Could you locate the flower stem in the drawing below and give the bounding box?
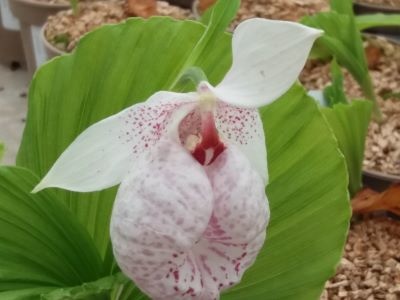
[175,67,209,89]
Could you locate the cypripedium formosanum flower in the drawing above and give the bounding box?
[33,19,321,300]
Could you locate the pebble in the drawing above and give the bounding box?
[321,218,400,299]
[233,0,328,28]
[45,1,193,52]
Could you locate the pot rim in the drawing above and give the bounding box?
[41,22,67,55]
[353,1,400,13]
[363,169,400,182]
[10,0,69,9]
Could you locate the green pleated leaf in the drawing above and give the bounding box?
[356,14,400,31]
[330,0,353,15]
[322,101,372,196]
[40,273,146,300]
[16,12,349,299]
[301,12,368,92]
[301,9,379,117]
[0,142,4,163]
[0,166,104,296]
[201,0,240,29]
[42,273,121,300]
[109,275,148,300]
[110,283,148,300]
[323,60,348,106]
[0,287,56,300]
[0,272,145,300]
[316,59,372,196]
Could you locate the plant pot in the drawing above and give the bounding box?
[362,170,400,191]
[0,0,25,65]
[1,0,20,30]
[362,35,400,192]
[165,0,195,9]
[8,0,69,76]
[353,1,400,35]
[41,23,65,59]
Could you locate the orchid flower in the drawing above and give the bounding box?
[33,19,321,299]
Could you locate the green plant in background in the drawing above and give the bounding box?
[309,60,372,196]
[301,0,379,118]
[0,142,4,163]
[355,13,400,31]
[0,0,350,299]
[303,0,400,120]
[302,0,400,195]
[70,0,79,15]
[53,33,71,50]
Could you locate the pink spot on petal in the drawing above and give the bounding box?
[234,262,240,274]
[173,270,180,282]
[215,103,262,146]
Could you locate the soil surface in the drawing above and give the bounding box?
[365,101,400,176]
[234,0,328,25]
[321,217,400,300]
[300,36,400,176]
[357,0,400,9]
[45,0,329,53]
[44,0,192,52]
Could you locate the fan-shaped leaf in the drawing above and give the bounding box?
[0,167,103,296]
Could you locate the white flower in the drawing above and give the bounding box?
[33,19,321,300]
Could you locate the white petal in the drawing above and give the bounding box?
[215,103,268,183]
[193,232,266,298]
[211,18,322,108]
[33,92,197,193]
[194,146,269,295]
[204,146,269,243]
[111,139,214,299]
[112,143,269,300]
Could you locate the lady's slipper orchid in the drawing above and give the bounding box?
[33,19,321,299]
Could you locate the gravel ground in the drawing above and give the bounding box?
[235,0,328,23]
[321,217,400,300]
[44,0,193,52]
